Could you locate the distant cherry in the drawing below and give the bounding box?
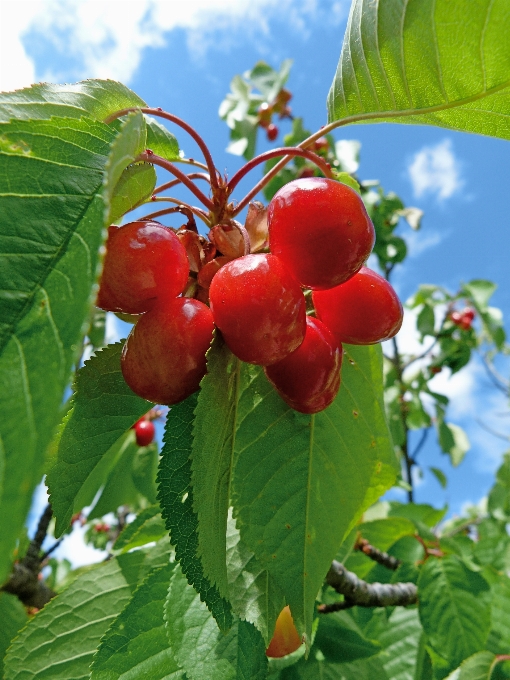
[313,267,403,345]
[266,606,302,658]
[265,317,343,414]
[266,123,279,141]
[134,418,155,446]
[209,253,306,365]
[314,136,329,154]
[258,102,272,128]
[96,221,189,314]
[121,297,214,405]
[268,178,375,290]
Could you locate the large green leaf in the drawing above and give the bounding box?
[418,556,491,668]
[156,393,233,631]
[145,117,180,160]
[275,654,389,679]
[165,564,268,680]
[47,341,151,536]
[109,162,156,223]
[90,563,183,680]
[314,611,381,664]
[0,112,145,581]
[378,607,423,680]
[488,452,510,521]
[4,553,145,680]
[487,575,510,654]
[445,651,498,680]
[0,79,145,122]
[328,0,510,140]
[0,593,28,678]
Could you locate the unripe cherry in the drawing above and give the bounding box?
[266,606,302,658]
[268,178,375,290]
[265,317,343,414]
[121,297,214,405]
[209,253,306,365]
[313,267,403,345]
[96,221,189,314]
[134,418,155,446]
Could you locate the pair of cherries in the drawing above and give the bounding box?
[96,178,403,414]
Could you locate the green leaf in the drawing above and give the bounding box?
[275,653,389,679]
[165,564,268,680]
[378,607,423,680]
[462,281,498,310]
[388,502,447,528]
[438,423,470,466]
[430,467,448,489]
[113,505,167,553]
[192,340,396,641]
[248,60,292,102]
[328,0,510,141]
[0,593,28,678]
[314,611,381,663]
[4,553,144,680]
[487,575,510,654]
[0,112,143,582]
[145,116,180,160]
[445,651,497,680]
[156,393,233,631]
[488,452,510,521]
[90,563,183,680]
[418,556,491,668]
[0,79,146,122]
[109,162,156,223]
[47,342,151,536]
[417,305,436,337]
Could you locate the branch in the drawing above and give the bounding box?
[355,538,401,571]
[319,560,417,612]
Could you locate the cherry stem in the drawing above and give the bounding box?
[137,152,214,211]
[229,147,333,215]
[104,107,219,189]
[153,173,211,196]
[176,157,210,172]
[143,197,211,227]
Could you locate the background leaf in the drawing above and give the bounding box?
[0,593,28,678]
[113,505,167,554]
[445,651,497,680]
[109,162,156,223]
[145,116,180,160]
[328,0,510,141]
[378,608,423,680]
[314,611,381,663]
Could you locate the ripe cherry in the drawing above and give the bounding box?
[314,136,329,154]
[258,102,272,128]
[96,221,189,314]
[121,297,214,405]
[134,418,155,446]
[209,253,306,365]
[266,606,302,658]
[450,308,475,331]
[268,178,375,290]
[266,123,279,141]
[265,317,343,414]
[313,267,403,345]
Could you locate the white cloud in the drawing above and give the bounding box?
[408,139,463,201]
[405,229,447,258]
[0,0,346,92]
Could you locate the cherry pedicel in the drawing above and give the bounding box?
[313,267,403,345]
[209,253,306,365]
[134,418,155,446]
[96,221,189,314]
[267,177,375,290]
[265,317,343,414]
[121,297,214,405]
[266,123,279,141]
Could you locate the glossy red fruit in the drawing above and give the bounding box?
[266,123,279,141]
[313,267,403,345]
[462,307,476,322]
[121,297,214,405]
[258,102,272,128]
[268,178,375,290]
[266,606,302,658]
[97,221,189,314]
[134,418,155,446]
[209,253,306,365]
[265,317,343,414]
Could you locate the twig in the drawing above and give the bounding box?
[355,538,401,571]
[410,428,430,464]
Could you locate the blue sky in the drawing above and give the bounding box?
[3,0,509,559]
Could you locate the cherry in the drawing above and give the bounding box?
[267,178,375,290]
[314,136,329,154]
[96,221,189,314]
[462,307,475,323]
[313,267,403,345]
[266,123,279,141]
[134,418,155,446]
[450,308,475,330]
[121,297,214,405]
[298,167,315,179]
[265,317,343,414]
[209,253,306,365]
[258,102,272,128]
[266,606,302,658]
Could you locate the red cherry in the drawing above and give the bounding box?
[265,317,343,414]
[121,297,214,405]
[313,267,403,345]
[268,178,375,290]
[134,419,155,446]
[314,136,329,154]
[462,307,475,322]
[298,167,315,179]
[430,365,442,375]
[266,606,302,658]
[266,123,279,141]
[96,221,189,314]
[258,102,272,128]
[450,311,463,325]
[209,253,306,365]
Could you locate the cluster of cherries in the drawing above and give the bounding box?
[96,177,403,414]
[257,88,293,142]
[450,306,475,331]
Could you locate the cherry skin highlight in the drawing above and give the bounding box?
[268,178,375,290]
[209,253,306,365]
[134,418,155,447]
[313,267,403,345]
[96,220,189,314]
[266,606,302,658]
[121,297,214,405]
[265,317,343,414]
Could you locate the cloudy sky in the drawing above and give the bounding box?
[4,0,509,561]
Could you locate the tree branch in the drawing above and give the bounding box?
[319,560,417,612]
[355,538,402,571]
